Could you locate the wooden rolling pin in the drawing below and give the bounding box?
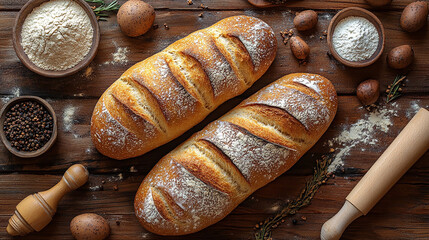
[321,108,429,240]
[6,164,89,236]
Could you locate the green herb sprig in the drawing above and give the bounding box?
[386,74,406,103]
[254,155,332,240]
[85,0,120,21]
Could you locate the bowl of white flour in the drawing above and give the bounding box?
[327,7,385,68]
[13,0,100,77]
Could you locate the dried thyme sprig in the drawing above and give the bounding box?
[85,0,120,21]
[386,74,406,103]
[254,155,332,240]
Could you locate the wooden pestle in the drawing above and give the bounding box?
[6,164,89,236]
[321,108,429,240]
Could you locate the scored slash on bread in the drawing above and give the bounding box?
[91,15,277,160]
[134,73,338,235]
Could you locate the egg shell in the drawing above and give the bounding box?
[117,0,156,37]
[293,10,318,31]
[387,45,414,69]
[400,1,428,32]
[289,36,310,60]
[70,213,110,240]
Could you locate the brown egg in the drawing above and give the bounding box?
[293,10,318,31]
[290,36,310,60]
[357,79,380,106]
[365,0,392,7]
[70,213,110,240]
[400,1,428,32]
[387,45,414,69]
[117,0,156,37]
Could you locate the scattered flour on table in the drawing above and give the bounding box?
[140,232,151,239]
[405,100,427,119]
[2,88,21,103]
[327,105,398,173]
[85,148,92,154]
[63,105,77,132]
[243,9,258,17]
[12,87,21,97]
[104,44,129,65]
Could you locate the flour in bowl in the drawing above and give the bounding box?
[332,16,379,62]
[21,0,94,71]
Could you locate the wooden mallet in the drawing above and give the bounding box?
[321,108,429,240]
[6,164,89,236]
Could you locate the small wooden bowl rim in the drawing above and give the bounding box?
[247,0,281,8]
[12,0,100,78]
[327,7,385,68]
[0,96,58,158]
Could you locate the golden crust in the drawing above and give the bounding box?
[91,15,277,160]
[135,73,338,235]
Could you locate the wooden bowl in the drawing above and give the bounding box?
[0,96,58,158]
[12,0,100,78]
[327,7,385,68]
[247,0,300,8]
[247,0,281,8]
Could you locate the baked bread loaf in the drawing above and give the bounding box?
[134,73,338,235]
[91,15,277,160]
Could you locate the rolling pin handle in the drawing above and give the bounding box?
[321,201,363,240]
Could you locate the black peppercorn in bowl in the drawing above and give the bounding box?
[0,96,57,158]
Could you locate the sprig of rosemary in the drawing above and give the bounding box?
[386,74,406,103]
[85,0,120,21]
[254,155,332,240]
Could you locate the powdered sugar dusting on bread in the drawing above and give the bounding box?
[161,160,229,217]
[203,121,291,185]
[257,84,330,129]
[92,100,150,157]
[186,31,241,98]
[138,189,162,224]
[129,108,157,139]
[143,159,230,230]
[233,16,275,72]
[291,74,337,105]
[292,75,323,95]
[153,57,170,80]
[209,59,238,96]
[138,57,198,122]
[96,101,131,147]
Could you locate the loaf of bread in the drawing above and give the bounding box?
[134,73,338,235]
[90,16,277,160]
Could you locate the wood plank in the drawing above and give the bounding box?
[0,10,428,98]
[0,150,427,239]
[0,95,427,175]
[1,1,428,239]
[0,0,417,11]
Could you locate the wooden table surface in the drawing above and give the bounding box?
[0,0,428,239]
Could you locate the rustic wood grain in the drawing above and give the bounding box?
[0,0,417,11]
[0,0,428,239]
[0,96,428,239]
[0,151,427,239]
[0,10,428,98]
[0,96,427,174]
